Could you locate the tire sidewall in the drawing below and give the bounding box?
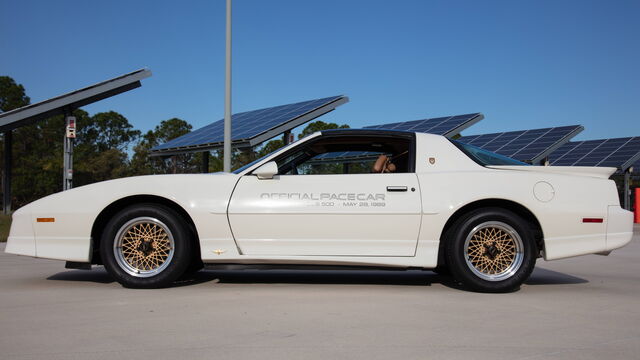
[446,208,537,293]
[101,204,191,288]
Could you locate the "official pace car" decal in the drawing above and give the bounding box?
[260,192,386,207]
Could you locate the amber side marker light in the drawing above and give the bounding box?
[582,218,604,223]
[36,218,55,223]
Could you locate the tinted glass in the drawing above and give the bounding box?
[452,140,528,166]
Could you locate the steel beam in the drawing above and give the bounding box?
[624,170,631,210]
[3,131,12,214]
[201,151,210,173]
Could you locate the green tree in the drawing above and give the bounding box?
[130,118,196,175]
[9,109,137,206]
[257,139,284,158]
[1,76,31,209]
[80,111,141,152]
[298,120,349,139]
[74,111,139,186]
[0,76,30,112]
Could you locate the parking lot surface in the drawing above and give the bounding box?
[1,225,639,360]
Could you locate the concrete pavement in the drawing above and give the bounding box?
[1,225,639,360]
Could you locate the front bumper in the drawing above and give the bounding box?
[5,207,36,257]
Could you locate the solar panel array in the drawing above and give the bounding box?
[365,113,484,138]
[151,95,347,155]
[548,137,640,170]
[458,125,583,163]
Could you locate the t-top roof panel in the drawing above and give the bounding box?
[458,125,584,164]
[0,69,151,132]
[364,113,484,138]
[549,137,640,171]
[150,95,349,155]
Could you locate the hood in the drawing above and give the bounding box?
[19,172,240,211]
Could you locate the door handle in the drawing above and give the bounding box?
[386,186,408,192]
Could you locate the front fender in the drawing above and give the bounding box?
[6,173,240,262]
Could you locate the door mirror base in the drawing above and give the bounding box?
[254,161,278,180]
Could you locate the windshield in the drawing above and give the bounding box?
[451,140,528,166]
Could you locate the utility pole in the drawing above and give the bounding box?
[223,0,232,172]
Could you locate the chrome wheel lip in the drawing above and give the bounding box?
[113,217,175,278]
[463,221,524,282]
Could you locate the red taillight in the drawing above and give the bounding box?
[582,218,603,223]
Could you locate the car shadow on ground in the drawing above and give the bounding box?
[187,269,448,287]
[46,265,587,289]
[46,267,459,288]
[47,268,115,284]
[525,267,588,285]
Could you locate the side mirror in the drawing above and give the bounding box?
[254,161,278,180]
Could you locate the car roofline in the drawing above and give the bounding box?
[321,128,416,138]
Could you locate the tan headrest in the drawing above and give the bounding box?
[372,154,396,173]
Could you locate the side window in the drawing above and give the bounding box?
[296,151,385,175]
[274,135,413,175]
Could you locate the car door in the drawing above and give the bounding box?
[228,161,422,257]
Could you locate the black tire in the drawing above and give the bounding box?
[179,258,204,280]
[445,208,537,293]
[101,204,192,288]
[432,265,450,276]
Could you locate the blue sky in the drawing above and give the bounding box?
[1,0,639,141]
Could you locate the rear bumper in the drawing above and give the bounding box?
[606,205,634,251]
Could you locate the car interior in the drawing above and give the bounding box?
[274,134,414,175]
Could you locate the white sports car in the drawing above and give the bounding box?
[5,129,634,292]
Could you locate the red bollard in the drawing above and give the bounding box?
[635,188,640,223]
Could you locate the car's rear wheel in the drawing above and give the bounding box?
[101,204,192,288]
[445,208,536,292]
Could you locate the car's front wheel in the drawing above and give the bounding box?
[445,208,537,292]
[101,204,192,288]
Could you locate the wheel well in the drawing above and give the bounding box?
[90,195,201,265]
[437,199,544,266]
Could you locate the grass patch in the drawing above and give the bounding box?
[0,214,11,242]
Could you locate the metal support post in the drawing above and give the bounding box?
[624,170,631,210]
[541,157,549,166]
[201,151,210,173]
[3,131,12,214]
[283,130,291,145]
[223,0,232,172]
[63,113,75,191]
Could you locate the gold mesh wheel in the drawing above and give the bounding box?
[113,217,175,278]
[463,221,524,282]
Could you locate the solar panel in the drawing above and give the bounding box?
[308,151,381,164]
[0,69,151,132]
[548,137,640,171]
[458,125,583,164]
[364,113,484,138]
[150,95,348,155]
